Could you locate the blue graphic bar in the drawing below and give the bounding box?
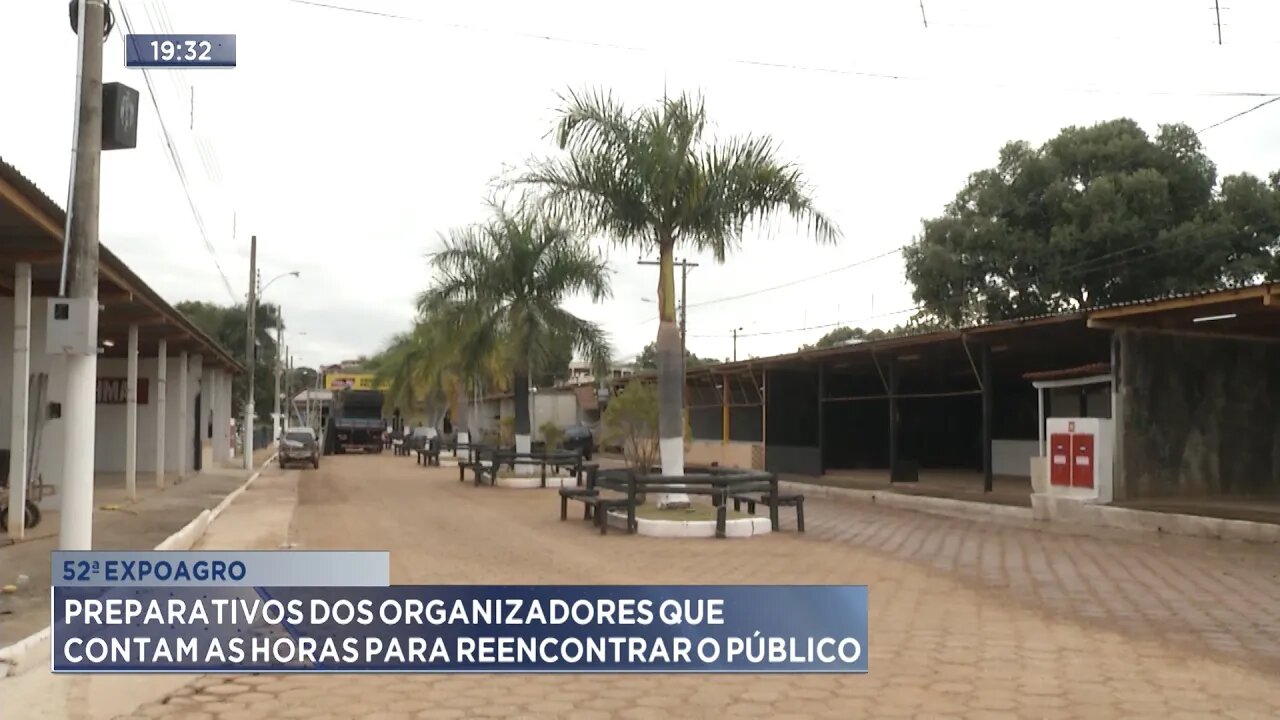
[52,585,868,673]
[125,34,236,68]
[53,551,389,587]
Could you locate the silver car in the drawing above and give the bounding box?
[280,428,320,469]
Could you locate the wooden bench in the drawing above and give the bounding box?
[578,469,778,538]
[558,464,604,521]
[416,438,441,467]
[730,492,806,532]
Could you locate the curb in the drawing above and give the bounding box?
[781,480,1034,523]
[0,455,277,676]
[786,480,1279,544]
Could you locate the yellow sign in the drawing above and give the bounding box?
[324,373,388,391]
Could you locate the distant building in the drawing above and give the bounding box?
[561,360,636,387]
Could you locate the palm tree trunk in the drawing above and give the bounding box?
[453,381,470,446]
[656,240,690,508]
[512,370,534,474]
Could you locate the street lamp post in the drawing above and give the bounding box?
[259,271,300,447]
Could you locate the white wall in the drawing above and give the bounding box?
[993,439,1038,477]
[1,298,229,509]
[0,297,68,508]
[532,393,578,438]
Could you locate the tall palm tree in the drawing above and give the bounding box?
[513,89,840,505]
[421,203,612,468]
[370,306,507,434]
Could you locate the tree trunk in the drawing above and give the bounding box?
[512,370,534,474]
[453,380,470,445]
[655,240,690,508]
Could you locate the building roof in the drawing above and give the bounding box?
[0,157,243,373]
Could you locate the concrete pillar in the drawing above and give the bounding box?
[190,354,204,473]
[155,339,167,488]
[177,351,188,481]
[213,369,228,463]
[6,263,31,539]
[125,324,138,500]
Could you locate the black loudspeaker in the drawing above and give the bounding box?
[102,83,139,151]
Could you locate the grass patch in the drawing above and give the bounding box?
[632,504,749,522]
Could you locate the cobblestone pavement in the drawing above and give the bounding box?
[800,497,1280,673]
[127,454,1280,720]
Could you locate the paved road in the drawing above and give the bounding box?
[126,453,1280,720]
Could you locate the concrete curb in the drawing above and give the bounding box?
[787,480,1279,544]
[781,481,1034,523]
[0,455,277,676]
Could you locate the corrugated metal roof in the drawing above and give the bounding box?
[0,155,244,373]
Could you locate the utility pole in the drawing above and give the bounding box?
[637,258,698,363]
[273,314,283,446]
[59,0,106,551]
[242,236,257,470]
[732,327,744,362]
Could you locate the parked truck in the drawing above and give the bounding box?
[324,389,385,455]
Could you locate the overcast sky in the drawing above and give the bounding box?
[3,0,1279,369]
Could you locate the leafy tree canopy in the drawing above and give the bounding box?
[904,118,1280,325]
[633,341,717,371]
[175,300,283,421]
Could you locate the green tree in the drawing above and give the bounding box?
[601,378,660,471]
[904,118,1280,325]
[515,89,839,503]
[420,203,613,466]
[633,341,708,371]
[175,300,282,422]
[369,305,509,433]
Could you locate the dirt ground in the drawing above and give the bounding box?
[112,451,1280,720]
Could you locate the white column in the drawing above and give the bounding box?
[125,324,138,500]
[155,339,167,488]
[177,351,188,481]
[212,369,227,463]
[60,310,100,551]
[6,264,31,540]
[1037,386,1046,457]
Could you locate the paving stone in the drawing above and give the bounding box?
[129,455,1280,720]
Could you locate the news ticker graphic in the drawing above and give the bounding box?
[52,552,868,674]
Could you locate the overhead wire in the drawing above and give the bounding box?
[116,1,238,302]
[278,0,1280,99]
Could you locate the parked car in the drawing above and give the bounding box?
[561,425,595,460]
[279,428,320,469]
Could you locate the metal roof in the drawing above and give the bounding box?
[0,156,243,373]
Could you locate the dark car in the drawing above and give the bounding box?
[279,428,320,469]
[561,425,595,460]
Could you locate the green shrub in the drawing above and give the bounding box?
[540,421,565,449]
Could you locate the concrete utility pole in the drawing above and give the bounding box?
[59,0,106,551]
[273,316,283,445]
[732,327,744,362]
[242,236,257,470]
[637,257,698,368]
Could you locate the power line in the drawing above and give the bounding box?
[277,0,1280,99]
[1197,95,1280,133]
[116,2,237,302]
[687,247,903,310]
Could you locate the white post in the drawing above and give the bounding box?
[177,351,188,481]
[6,264,31,540]
[155,339,167,488]
[125,323,138,500]
[60,322,100,551]
[1037,386,1046,457]
[216,370,230,463]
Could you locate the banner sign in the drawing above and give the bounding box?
[52,552,868,674]
[323,373,388,391]
[96,378,149,405]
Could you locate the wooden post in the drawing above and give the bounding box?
[817,364,825,475]
[888,358,899,478]
[981,343,993,493]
